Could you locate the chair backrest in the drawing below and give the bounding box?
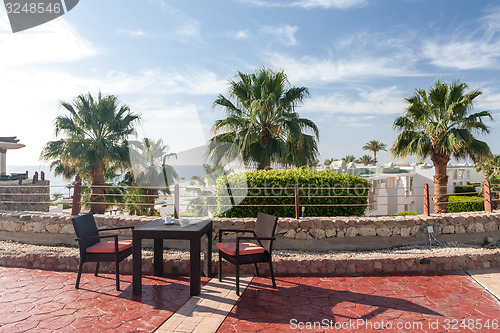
[71,213,100,250]
[254,212,278,252]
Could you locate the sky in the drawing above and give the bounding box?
[1,0,500,168]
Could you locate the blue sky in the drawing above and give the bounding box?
[1,0,499,167]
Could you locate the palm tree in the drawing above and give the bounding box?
[127,138,178,216]
[41,92,140,214]
[324,158,334,166]
[41,142,85,214]
[357,155,376,166]
[392,79,492,213]
[187,164,224,217]
[362,140,387,164]
[476,154,500,181]
[342,155,356,163]
[208,67,319,170]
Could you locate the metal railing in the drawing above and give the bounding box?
[0,180,497,217]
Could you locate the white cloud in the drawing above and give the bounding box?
[0,15,99,70]
[228,29,251,40]
[473,87,500,113]
[293,0,366,9]
[260,25,299,46]
[148,0,203,42]
[422,40,500,70]
[241,0,366,9]
[302,86,406,115]
[116,29,146,37]
[0,64,227,164]
[266,52,423,86]
[337,115,376,127]
[422,7,500,70]
[175,21,202,40]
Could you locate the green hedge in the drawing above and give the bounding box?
[393,211,419,216]
[448,196,484,213]
[454,185,477,195]
[215,169,370,218]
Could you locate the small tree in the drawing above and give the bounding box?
[357,155,376,166]
[362,140,386,164]
[342,155,356,163]
[392,80,492,213]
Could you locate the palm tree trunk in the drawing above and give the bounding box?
[431,153,450,213]
[90,166,106,214]
[373,151,377,165]
[147,188,158,216]
[71,175,82,215]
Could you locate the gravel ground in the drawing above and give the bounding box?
[0,240,498,261]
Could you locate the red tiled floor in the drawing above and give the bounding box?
[0,267,209,332]
[218,272,500,333]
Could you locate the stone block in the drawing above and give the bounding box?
[284,229,296,239]
[4,221,21,232]
[60,224,74,234]
[358,227,376,237]
[400,227,411,237]
[484,221,498,232]
[325,228,337,238]
[345,227,358,237]
[310,228,326,239]
[46,224,62,233]
[299,220,313,229]
[32,222,46,233]
[295,231,312,240]
[442,225,455,234]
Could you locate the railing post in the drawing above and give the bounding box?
[423,183,430,216]
[174,183,180,219]
[483,180,492,212]
[294,184,299,219]
[71,180,82,216]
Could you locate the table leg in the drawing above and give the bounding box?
[132,236,142,295]
[154,239,163,276]
[207,228,212,277]
[190,237,201,296]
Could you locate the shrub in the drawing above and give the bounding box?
[179,211,199,217]
[393,211,419,216]
[215,169,370,218]
[448,196,484,213]
[454,185,477,195]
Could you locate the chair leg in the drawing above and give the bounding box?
[76,263,83,289]
[95,262,100,276]
[115,259,120,291]
[219,252,222,282]
[269,259,276,289]
[254,263,260,276]
[236,263,240,296]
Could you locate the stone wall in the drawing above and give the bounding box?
[0,242,498,276]
[0,181,50,212]
[0,210,499,251]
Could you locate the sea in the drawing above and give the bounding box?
[7,165,205,197]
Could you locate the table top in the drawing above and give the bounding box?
[133,218,212,235]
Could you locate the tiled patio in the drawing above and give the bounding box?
[0,267,499,332]
[0,267,209,332]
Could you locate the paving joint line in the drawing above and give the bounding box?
[466,269,500,302]
[155,275,253,333]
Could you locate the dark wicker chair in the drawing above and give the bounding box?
[71,213,134,290]
[216,212,278,295]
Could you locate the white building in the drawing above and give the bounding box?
[324,162,485,216]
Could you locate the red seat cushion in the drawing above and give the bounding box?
[86,240,133,253]
[216,242,265,256]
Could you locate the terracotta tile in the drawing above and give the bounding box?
[0,267,203,332]
[218,273,500,333]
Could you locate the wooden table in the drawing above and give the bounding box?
[132,219,212,295]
